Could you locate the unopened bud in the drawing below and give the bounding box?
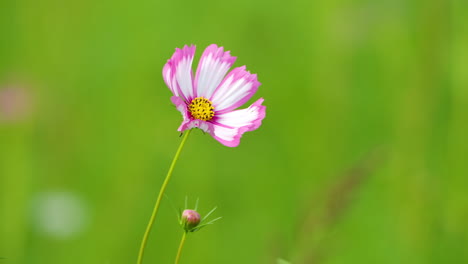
[181,209,201,232]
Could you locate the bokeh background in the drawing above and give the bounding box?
[1,0,467,263]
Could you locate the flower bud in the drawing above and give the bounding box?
[181,209,201,232]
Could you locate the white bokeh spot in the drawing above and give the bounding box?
[31,191,90,239]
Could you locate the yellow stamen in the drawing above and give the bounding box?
[188,97,215,121]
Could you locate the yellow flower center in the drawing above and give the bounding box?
[188,97,215,121]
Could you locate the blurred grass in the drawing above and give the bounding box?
[1,0,467,263]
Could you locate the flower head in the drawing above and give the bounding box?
[178,198,221,233]
[181,209,201,231]
[163,44,266,147]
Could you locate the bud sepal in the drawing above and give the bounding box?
[178,198,221,233]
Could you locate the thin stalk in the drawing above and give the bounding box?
[174,232,187,264]
[137,129,192,264]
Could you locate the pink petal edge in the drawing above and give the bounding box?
[194,44,237,99]
[210,98,266,147]
[210,66,261,113]
[163,45,196,101]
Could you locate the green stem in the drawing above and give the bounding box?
[174,232,187,264]
[137,129,192,264]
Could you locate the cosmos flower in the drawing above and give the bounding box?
[163,44,266,147]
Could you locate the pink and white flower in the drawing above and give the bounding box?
[163,44,266,147]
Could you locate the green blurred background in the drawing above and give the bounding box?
[1,0,467,263]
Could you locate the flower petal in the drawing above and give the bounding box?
[171,96,191,131]
[186,119,213,133]
[210,66,260,114]
[163,45,196,101]
[194,44,236,99]
[210,98,265,147]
